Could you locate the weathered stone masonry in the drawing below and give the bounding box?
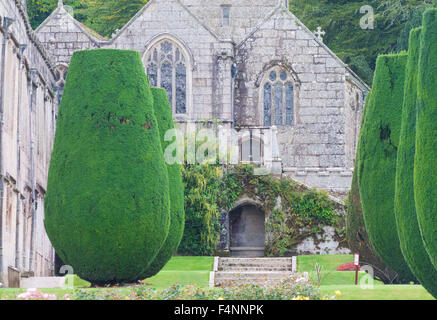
[0,0,57,287]
[35,0,368,196]
[0,0,370,275]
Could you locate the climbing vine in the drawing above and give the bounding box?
[178,164,345,256]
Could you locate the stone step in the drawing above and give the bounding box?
[220,261,292,267]
[213,271,294,287]
[218,266,291,272]
[218,258,293,271]
[211,257,298,287]
[214,271,292,280]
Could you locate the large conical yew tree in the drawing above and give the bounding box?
[357,53,415,282]
[415,8,437,272]
[44,49,170,285]
[142,88,185,279]
[395,27,437,297]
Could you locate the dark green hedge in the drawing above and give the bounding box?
[357,53,415,282]
[395,27,437,296]
[347,160,398,283]
[415,8,437,271]
[44,49,170,285]
[142,88,185,279]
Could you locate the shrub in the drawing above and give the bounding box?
[178,164,226,256]
[73,274,335,300]
[415,8,437,273]
[395,26,437,297]
[142,88,185,279]
[44,49,170,285]
[357,53,416,282]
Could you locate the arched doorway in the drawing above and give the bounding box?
[229,204,265,257]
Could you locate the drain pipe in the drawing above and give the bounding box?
[15,44,26,269]
[0,16,15,286]
[28,69,37,273]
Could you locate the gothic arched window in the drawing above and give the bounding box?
[144,39,188,114]
[262,67,295,126]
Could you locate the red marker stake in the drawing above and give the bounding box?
[354,253,360,285]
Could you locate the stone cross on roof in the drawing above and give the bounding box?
[314,27,326,42]
[58,0,63,7]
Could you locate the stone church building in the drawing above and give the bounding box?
[0,0,368,286]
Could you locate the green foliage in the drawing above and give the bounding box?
[395,26,437,297]
[179,164,342,257]
[357,53,416,282]
[27,0,89,30]
[290,0,434,84]
[142,88,185,279]
[44,49,170,285]
[178,164,228,256]
[74,275,325,300]
[415,8,437,274]
[66,0,148,37]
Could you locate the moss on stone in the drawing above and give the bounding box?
[44,49,170,285]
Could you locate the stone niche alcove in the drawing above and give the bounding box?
[228,199,265,257]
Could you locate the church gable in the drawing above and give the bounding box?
[109,0,232,122]
[110,0,220,53]
[180,0,279,43]
[36,2,102,65]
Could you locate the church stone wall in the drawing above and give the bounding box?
[0,0,57,287]
[108,0,234,125]
[234,9,365,194]
[33,0,367,196]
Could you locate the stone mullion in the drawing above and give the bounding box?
[171,47,176,114]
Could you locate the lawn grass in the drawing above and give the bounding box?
[297,254,354,272]
[141,256,213,289]
[322,285,435,300]
[161,256,213,271]
[0,255,434,300]
[308,271,384,286]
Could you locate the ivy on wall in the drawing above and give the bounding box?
[179,165,345,256]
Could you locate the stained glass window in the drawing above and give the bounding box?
[145,39,188,114]
[263,67,295,126]
[285,82,294,125]
[222,6,231,26]
[176,63,186,114]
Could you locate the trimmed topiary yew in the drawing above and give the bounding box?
[142,88,185,279]
[395,27,437,297]
[415,8,437,274]
[44,49,170,285]
[357,53,416,282]
[347,155,398,283]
